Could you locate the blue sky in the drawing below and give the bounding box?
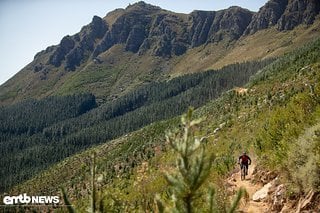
[0,0,268,85]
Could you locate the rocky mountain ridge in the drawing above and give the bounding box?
[245,0,320,34]
[31,0,320,72]
[1,0,320,106]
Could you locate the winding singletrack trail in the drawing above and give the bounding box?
[234,163,269,212]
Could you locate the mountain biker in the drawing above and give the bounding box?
[238,152,251,175]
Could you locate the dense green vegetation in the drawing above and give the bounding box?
[71,38,320,211]
[58,109,245,213]
[248,38,320,198]
[0,94,97,192]
[0,94,97,137]
[44,59,272,138]
[0,59,272,192]
[6,38,320,212]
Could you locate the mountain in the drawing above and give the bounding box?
[30,3,254,68]
[1,0,320,211]
[7,37,320,212]
[0,59,273,192]
[0,0,320,105]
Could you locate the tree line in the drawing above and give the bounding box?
[0,58,273,192]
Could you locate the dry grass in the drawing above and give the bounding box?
[103,9,126,26]
[171,20,320,76]
[211,20,320,70]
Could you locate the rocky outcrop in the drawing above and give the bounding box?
[277,0,320,31]
[32,0,320,72]
[245,0,320,34]
[208,7,253,42]
[244,0,288,35]
[65,47,84,71]
[92,32,113,58]
[93,6,155,57]
[40,2,254,67]
[149,14,189,57]
[271,184,285,211]
[125,25,147,53]
[47,15,108,71]
[189,7,253,47]
[189,11,216,47]
[253,181,274,202]
[49,35,75,67]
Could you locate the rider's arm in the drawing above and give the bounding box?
[248,156,252,164]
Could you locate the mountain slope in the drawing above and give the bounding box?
[0,59,272,192]
[1,0,320,211]
[8,37,320,212]
[0,0,320,211]
[1,0,320,105]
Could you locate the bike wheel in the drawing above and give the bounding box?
[243,166,247,180]
[241,166,245,180]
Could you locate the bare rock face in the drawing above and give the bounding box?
[92,4,253,58]
[244,0,288,35]
[245,0,320,34]
[125,25,147,53]
[31,0,320,72]
[49,36,75,67]
[46,2,254,64]
[277,0,320,30]
[48,15,108,71]
[92,4,156,57]
[148,13,188,57]
[209,7,253,42]
[65,47,84,71]
[189,11,216,47]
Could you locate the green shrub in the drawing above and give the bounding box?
[156,108,244,213]
[286,125,320,194]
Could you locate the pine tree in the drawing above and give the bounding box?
[156,108,245,213]
[155,108,211,212]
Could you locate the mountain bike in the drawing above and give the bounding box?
[240,163,250,180]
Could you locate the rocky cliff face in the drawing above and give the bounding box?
[31,2,254,72]
[48,15,108,71]
[245,0,320,34]
[190,7,253,46]
[278,0,320,31]
[32,0,320,72]
[244,0,288,35]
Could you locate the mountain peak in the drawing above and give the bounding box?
[127,1,147,8]
[226,5,248,11]
[3,0,319,101]
[30,0,320,73]
[126,1,161,11]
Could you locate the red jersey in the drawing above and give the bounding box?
[239,154,251,164]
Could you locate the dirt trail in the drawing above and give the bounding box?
[232,163,269,212]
